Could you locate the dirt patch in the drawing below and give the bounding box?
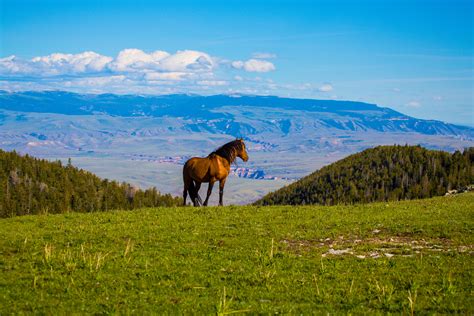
[280,235,473,258]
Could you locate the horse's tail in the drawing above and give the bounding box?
[187,180,202,206]
[183,164,201,206]
[187,180,196,200]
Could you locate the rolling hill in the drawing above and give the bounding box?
[0,149,181,217]
[255,145,474,206]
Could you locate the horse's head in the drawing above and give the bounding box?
[237,139,249,162]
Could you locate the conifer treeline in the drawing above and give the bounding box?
[0,150,182,217]
[255,145,474,206]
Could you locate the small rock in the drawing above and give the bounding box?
[327,248,351,255]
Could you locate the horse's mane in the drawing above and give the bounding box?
[209,140,244,164]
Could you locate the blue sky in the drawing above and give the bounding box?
[0,0,473,125]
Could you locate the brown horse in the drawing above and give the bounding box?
[182,139,249,206]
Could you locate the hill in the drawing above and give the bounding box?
[255,145,474,206]
[0,194,472,313]
[0,149,181,217]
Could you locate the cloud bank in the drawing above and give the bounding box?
[0,49,332,97]
[0,49,218,77]
[0,49,275,77]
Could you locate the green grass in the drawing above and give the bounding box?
[1,194,473,314]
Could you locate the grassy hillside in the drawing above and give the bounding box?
[256,145,473,206]
[0,193,473,314]
[0,149,182,217]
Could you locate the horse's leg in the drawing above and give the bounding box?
[183,187,188,206]
[203,180,215,206]
[194,181,202,206]
[218,178,227,206]
[183,173,193,206]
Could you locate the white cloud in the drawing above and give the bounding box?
[65,75,127,87]
[145,72,187,81]
[231,59,275,72]
[231,61,244,69]
[318,83,333,92]
[109,49,168,72]
[406,101,421,107]
[252,52,277,59]
[197,80,228,86]
[33,51,113,73]
[108,49,215,73]
[433,96,443,101]
[0,52,112,76]
[158,50,215,72]
[0,55,33,74]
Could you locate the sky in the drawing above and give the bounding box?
[0,0,473,126]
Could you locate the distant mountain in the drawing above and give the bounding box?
[0,90,472,138]
[0,149,182,217]
[255,145,474,206]
[1,91,473,204]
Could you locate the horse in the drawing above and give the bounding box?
[182,139,249,206]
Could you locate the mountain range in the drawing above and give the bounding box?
[0,90,473,204]
[1,90,472,137]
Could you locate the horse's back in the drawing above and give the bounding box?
[183,157,211,181]
[184,156,208,169]
[183,155,229,182]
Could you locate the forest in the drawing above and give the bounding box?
[255,145,474,206]
[0,150,182,217]
[2,145,473,216]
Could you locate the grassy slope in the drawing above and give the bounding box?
[0,194,473,314]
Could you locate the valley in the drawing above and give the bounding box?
[1,91,473,204]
